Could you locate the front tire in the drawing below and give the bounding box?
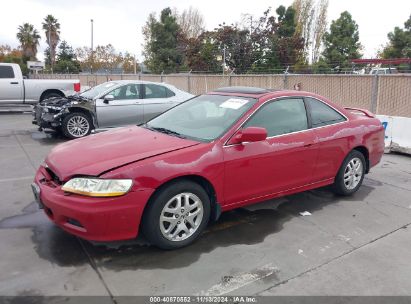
[61,112,92,139]
[142,180,211,249]
[41,92,63,101]
[332,150,366,196]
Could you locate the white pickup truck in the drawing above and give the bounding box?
[0,63,81,104]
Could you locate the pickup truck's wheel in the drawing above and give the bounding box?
[61,112,92,139]
[41,92,63,101]
[142,180,211,249]
[332,150,366,196]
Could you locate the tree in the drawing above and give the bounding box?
[42,15,61,68]
[75,46,93,72]
[261,6,304,72]
[94,44,121,72]
[0,45,28,75]
[311,0,328,63]
[184,32,220,72]
[183,5,303,74]
[16,23,41,61]
[293,0,314,52]
[76,44,136,73]
[322,11,361,69]
[292,0,328,64]
[0,45,21,62]
[54,41,80,73]
[213,24,254,73]
[120,52,138,73]
[381,15,411,59]
[174,7,205,39]
[143,8,185,73]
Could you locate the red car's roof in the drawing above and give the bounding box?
[208,86,318,99]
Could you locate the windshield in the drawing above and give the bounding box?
[145,94,257,142]
[80,82,118,99]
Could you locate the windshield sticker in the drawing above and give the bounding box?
[220,98,249,110]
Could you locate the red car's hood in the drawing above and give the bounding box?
[46,126,200,181]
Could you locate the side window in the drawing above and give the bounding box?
[144,84,169,99]
[306,98,346,127]
[108,84,140,100]
[0,66,15,79]
[166,87,176,97]
[244,98,308,137]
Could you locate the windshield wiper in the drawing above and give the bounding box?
[144,125,186,139]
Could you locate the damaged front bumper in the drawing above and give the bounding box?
[32,96,95,131]
[32,104,66,130]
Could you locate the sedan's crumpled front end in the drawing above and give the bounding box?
[32,95,94,131]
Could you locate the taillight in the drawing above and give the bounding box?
[74,83,81,92]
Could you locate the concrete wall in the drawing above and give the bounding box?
[378,115,411,154]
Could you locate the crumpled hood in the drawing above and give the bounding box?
[46,126,200,181]
[39,95,90,108]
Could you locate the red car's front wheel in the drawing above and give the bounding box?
[142,180,211,249]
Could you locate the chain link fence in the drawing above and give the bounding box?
[33,73,411,117]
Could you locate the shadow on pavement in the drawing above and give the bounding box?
[0,185,374,271]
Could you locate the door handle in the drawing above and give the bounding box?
[10,82,18,84]
[304,143,314,147]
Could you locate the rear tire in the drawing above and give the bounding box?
[61,112,92,139]
[332,150,366,196]
[142,180,211,249]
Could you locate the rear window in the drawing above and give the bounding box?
[0,66,15,79]
[307,98,346,127]
[144,84,175,99]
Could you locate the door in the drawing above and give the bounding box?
[304,97,348,181]
[142,84,178,121]
[0,65,23,103]
[95,83,143,128]
[223,98,319,206]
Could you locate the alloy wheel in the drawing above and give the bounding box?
[159,192,204,242]
[67,115,90,137]
[343,157,363,190]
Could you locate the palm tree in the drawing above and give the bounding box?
[16,23,41,61]
[42,15,60,68]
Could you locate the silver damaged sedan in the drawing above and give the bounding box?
[33,80,194,139]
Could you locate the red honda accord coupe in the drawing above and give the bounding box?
[32,87,385,249]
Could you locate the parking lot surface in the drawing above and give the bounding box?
[0,113,410,298]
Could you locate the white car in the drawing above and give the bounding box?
[0,63,81,103]
[369,67,398,75]
[33,80,194,139]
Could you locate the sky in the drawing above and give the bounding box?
[1,0,411,62]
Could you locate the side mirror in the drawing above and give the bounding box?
[228,127,267,145]
[103,94,114,104]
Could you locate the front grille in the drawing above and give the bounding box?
[45,167,62,185]
[42,113,54,122]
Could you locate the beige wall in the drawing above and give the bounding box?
[34,73,411,117]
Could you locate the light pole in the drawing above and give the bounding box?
[91,19,94,74]
[134,54,137,74]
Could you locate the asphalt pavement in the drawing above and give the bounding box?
[0,113,410,300]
